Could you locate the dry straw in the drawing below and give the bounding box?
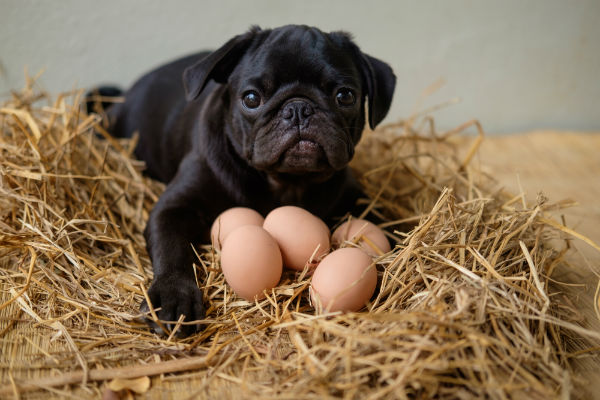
[1,78,599,399]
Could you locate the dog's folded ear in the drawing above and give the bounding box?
[183,27,261,101]
[359,54,396,129]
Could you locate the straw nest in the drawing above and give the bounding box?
[1,79,599,399]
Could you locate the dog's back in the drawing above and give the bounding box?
[88,52,212,182]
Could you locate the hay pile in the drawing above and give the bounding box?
[1,80,599,399]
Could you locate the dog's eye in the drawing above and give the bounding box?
[336,89,356,107]
[242,91,261,109]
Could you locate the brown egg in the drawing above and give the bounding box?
[331,219,391,257]
[220,225,282,301]
[263,206,330,271]
[210,207,264,249]
[310,248,377,312]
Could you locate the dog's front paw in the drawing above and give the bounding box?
[140,275,205,337]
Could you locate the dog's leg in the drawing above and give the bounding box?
[140,155,209,336]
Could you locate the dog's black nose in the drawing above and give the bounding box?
[282,100,314,126]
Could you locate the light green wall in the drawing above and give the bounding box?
[1,0,598,133]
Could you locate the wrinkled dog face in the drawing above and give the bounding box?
[184,25,396,181]
[229,30,365,176]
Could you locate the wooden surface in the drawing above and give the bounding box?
[479,131,600,285]
[479,131,600,261]
[480,131,600,320]
[480,131,600,398]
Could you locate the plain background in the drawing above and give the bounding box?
[1,0,598,134]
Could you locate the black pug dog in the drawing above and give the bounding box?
[95,25,396,336]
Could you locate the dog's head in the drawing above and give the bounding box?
[183,25,396,181]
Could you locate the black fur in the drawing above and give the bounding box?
[86,86,124,123]
[97,25,396,336]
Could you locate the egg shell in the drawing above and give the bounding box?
[331,219,391,257]
[220,225,282,301]
[211,207,264,250]
[310,247,377,312]
[263,206,330,271]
